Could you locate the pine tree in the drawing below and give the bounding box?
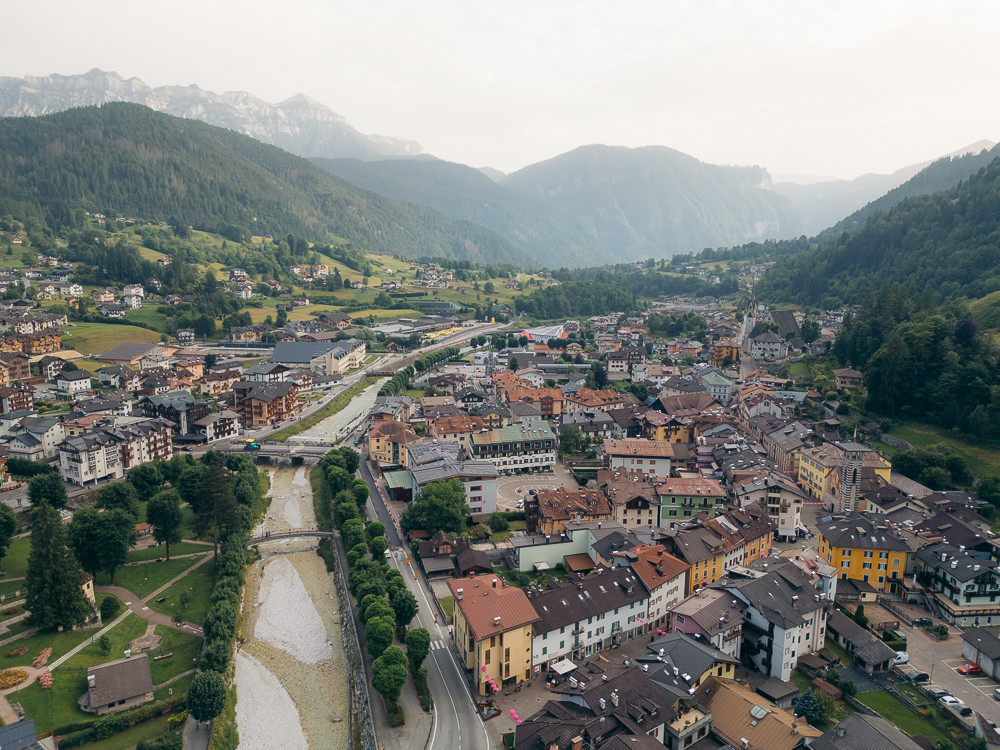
[794,687,823,725]
[26,502,90,630]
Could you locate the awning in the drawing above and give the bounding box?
[533,561,551,572]
[551,659,577,675]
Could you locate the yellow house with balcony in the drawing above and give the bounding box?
[447,574,539,696]
[816,512,909,594]
[798,442,891,501]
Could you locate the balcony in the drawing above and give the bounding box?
[572,626,584,636]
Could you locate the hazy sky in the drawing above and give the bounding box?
[4,0,999,178]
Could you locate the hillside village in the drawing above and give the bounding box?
[0,233,996,750]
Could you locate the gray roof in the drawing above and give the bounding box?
[141,390,206,411]
[411,459,497,487]
[82,654,154,709]
[723,564,827,629]
[528,568,648,634]
[915,541,1000,583]
[826,610,896,666]
[640,631,738,698]
[817,513,910,552]
[0,718,43,750]
[407,441,461,467]
[270,342,339,364]
[811,713,926,750]
[961,627,1000,661]
[232,381,296,402]
[97,342,159,361]
[670,587,747,636]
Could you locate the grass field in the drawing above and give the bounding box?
[61,613,147,670]
[126,541,212,564]
[148,562,217,626]
[0,536,32,580]
[149,625,202,684]
[888,422,1000,479]
[76,717,175,750]
[61,322,162,356]
[1,626,97,669]
[95,555,207,595]
[855,691,952,747]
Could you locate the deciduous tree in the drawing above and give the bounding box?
[405,627,430,669]
[186,671,227,723]
[147,490,183,560]
[28,473,68,510]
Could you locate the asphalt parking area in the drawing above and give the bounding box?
[495,464,579,510]
[965,676,999,696]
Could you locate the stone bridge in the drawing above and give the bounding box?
[247,530,337,546]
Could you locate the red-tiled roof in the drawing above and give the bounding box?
[447,574,538,641]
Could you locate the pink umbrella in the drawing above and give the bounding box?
[481,667,487,672]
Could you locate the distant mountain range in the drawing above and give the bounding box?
[0,68,425,161]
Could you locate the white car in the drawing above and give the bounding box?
[893,651,909,664]
[938,695,964,708]
[516,499,524,508]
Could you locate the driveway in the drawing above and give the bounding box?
[495,462,579,510]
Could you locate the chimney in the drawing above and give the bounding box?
[599,697,606,711]
[492,578,498,588]
[571,737,584,750]
[741,739,749,750]
[87,674,96,689]
[494,616,501,625]
[792,595,798,609]
[457,588,464,600]
[611,691,619,707]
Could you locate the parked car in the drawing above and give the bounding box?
[993,687,1000,701]
[957,663,983,676]
[938,695,965,708]
[925,686,949,700]
[908,670,929,683]
[913,617,933,627]
[516,499,524,508]
[893,651,909,664]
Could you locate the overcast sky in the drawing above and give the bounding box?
[4,0,999,179]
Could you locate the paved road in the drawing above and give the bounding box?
[360,455,491,750]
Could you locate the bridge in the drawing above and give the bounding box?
[248,530,336,545]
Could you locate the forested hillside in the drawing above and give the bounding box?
[756,155,1000,308]
[0,103,526,265]
[312,157,611,267]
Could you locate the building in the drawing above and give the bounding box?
[529,568,649,671]
[721,563,832,682]
[138,391,209,436]
[621,544,689,631]
[598,469,661,529]
[468,420,556,474]
[243,362,292,383]
[501,386,564,417]
[811,714,927,750]
[368,420,419,469]
[669,587,747,659]
[0,386,33,415]
[697,677,821,750]
[733,473,805,542]
[913,542,1000,627]
[833,368,864,390]
[78,654,154,715]
[429,414,484,455]
[270,339,366,375]
[961,627,1000,681]
[655,476,727,523]
[192,410,241,443]
[602,438,675,477]
[448,574,538,695]
[7,416,65,459]
[409,460,498,515]
[748,331,788,360]
[0,352,31,383]
[564,388,624,416]
[231,381,301,429]
[825,609,897,674]
[525,486,612,535]
[798,442,891,505]
[816,513,909,594]
[57,370,93,393]
[59,418,174,485]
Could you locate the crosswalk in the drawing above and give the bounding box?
[430,639,447,651]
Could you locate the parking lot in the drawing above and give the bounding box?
[495,463,579,511]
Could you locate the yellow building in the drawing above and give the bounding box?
[816,512,909,594]
[798,443,891,501]
[447,575,539,695]
[367,420,418,469]
[709,339,740,367]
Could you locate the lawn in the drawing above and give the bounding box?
[76,717,175,750]
[149,625,202,685]
[61,613,147,670]
[1,626,99,669]
[95,555,206,597]
[855,691,952,747]
[10,669,92,731]
[147,562,217,627]
[439,595,454,622]
[0,536,33,580]
[888,422,1000,479]
[60,322,162,356]
[0,578,25,599]
[823,638,851,666]
[126,541,212,563]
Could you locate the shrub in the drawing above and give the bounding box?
[0,668,27,688]
[100,595,122,620]
[38,671,52,690]
[5,645,27,658]
[32,648,52,669]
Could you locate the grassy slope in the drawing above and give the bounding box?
[888,422,1000,479]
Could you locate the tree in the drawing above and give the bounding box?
[0,504,16,574]
[196,456,238,560]
[28,473,68,509]
[389,587,419,630]
[814,691,835,724]
[365,616,395,658]
[853,603,869,629]
[69,507,137,584]
[203,353,217,369]
[800,319,821,344]
[400,479,470,535]
[367,521,386,540]
[99,481,140,521]
[147,490,183,560]
[794,687,823,725]
[26,502,90,629]
[488,512,509,533]
[127,463,164,502]
[372,653,408,709]
[187,671,227,723]
[405,627,430,669]
[369,535,389,560]
[198,639,231,673]
[508,356,519,372]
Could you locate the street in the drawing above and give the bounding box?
[360,454,491,750]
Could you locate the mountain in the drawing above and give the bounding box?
[311,157,611,267]
[0,103,525,264]
[500,145,801,262]
[773,140,997,235]
[755,153,1000,307]
[0,69,425,161]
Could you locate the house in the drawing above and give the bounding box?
[748,331,788,360]
[429,415,483,454]
[176,328,195,345]
[913,542,1000,626]
[697,677,821,750]
[123,293,142,309]
[833,368,864,390]
[733,473,806,542]
[99,303,128,319]
[564,387,624,416]
[138,391,210,436]
[501,386,564,417]
[91,288,116,304]
[410,459,498,515]
[123,284,145,298]
[0,352,31,383]
[78,654,155,715]
[243,362,292,383]
[200,368,243,397]
[669,587,747,660]
[192,410,241,443]
[620,544,689,630]
[417,531,470,577]
[655,476,727,524]
[231,381,301,430]
[529,568,649,671]
[825,609,897,674]
[525,486,612,535]
[598,469,662,529]
[36,354,65,381]
[57,370,93,393]
[8,416,65,460]
[0,387,33,415]
[448,574,538,695]
[811,714,928,750]
[817,513,909,594]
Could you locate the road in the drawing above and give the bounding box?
[359,454,491,750]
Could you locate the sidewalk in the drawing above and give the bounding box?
[370,668,433,750]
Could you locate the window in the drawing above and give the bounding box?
[864,550,873,558]
[863,562,872,569]
[879,551,888,559]
[878,563,887,570]
[485,650,491,665]
[504,648,510,662]
[542,647,547,656]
